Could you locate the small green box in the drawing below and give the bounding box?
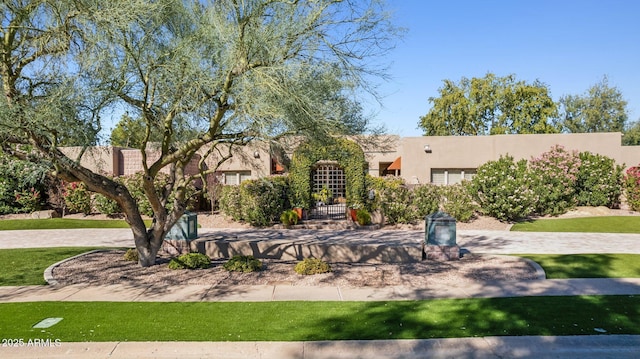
[425,211,456,246]
[165,211,198,241]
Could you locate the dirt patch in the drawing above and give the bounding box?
[51,250,542,288]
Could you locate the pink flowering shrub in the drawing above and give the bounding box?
[624,166,640,211]
[528,145,581,216]
[14,187,41,213]
[469,155,535,221]
[63,182,92,214]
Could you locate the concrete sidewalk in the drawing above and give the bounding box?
[2,228,640,254]
[2,277,640,303]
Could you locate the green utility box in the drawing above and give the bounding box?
[166,211,198,241]
[425,211,456,246]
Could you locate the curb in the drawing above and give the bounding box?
[44,249,112,286]
[520,256,547,279]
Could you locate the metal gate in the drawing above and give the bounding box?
[309,162,346,220]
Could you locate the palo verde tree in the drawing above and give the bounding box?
[0,0,398,266]
[419,73,558,136]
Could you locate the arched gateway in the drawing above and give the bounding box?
[289,138,367,220]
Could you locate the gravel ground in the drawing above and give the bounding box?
[51,250,543,288]
[21,206,640,287]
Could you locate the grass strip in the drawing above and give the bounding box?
[519,254,640,279]
[0,218,153,230]
[511,216,640,233]
[0,248,102,286]
[0,296,637,341]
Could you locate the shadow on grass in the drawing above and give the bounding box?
[299,295,640,342]
[519,254,640,279]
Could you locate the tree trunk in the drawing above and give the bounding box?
[136,232,162,267]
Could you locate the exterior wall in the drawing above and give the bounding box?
[621,146,640,169]
[361,135,401,177]
[60,132,640,185]
[59,146,120,175]
[399,133,640,184]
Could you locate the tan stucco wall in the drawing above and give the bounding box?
[59,146,120,175]
[399,133,640,184]
[621,146,640,169]
[59,133,640,185]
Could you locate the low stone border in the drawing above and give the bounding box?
[519,257,547,279]
[44,249,112,286]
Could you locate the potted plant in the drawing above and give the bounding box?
[280,209,299,228]
[291,203,305,220]
[348,202,362,222]
[355,208,372,226]
[312,186,331,206]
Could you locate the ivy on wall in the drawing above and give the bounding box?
[289,138,367,209]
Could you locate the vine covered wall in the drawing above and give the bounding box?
[289,138,367,209]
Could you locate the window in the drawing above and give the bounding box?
[222,171,251,185]
[431,169,476,185]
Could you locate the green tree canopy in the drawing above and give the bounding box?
[418,73,558,136]
[623,120,640,146]
[0,0,398,266]
[555,76,628,133]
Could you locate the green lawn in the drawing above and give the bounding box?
[0,248,102,286]
[0,218,153,230]
[511,216,640,233]
[519,254,640,279]
[0,296,637,341]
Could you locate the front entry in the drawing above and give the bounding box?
[310,162,346,220]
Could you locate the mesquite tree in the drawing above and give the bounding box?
[0,0,397,266]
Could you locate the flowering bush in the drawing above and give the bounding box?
[0,155,48,214]
[412,184,441,218]
[624,166,640,211]
[440,183,476,222]
[528,145,581,216]
[575,152,623,207]
[14,188,41,213]
[64,182,92,214]
[469,155,535,221]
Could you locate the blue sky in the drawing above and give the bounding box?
[369,0,640,137]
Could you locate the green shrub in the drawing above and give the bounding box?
[625,166,640,211]
[239,176,289,226]
[64,182,92,214]
[219,185,243,221]
[355,208,371,225]
[412,184,441,218]
[528,145,581,216]
[440,183,476,222]
[168,253,211,270]
[123,248,139,262]
[280,209,299,227]
[0,154,48,214]
[94,193,121,215]
[368,176,418,224]
[469,155,535,221]
[223,255,263,273]
[294,258,332,275]
[117,172,195,217]
[14,187,42,213]
[575,152,623,207]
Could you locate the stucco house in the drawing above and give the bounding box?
[62,132,640,188]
